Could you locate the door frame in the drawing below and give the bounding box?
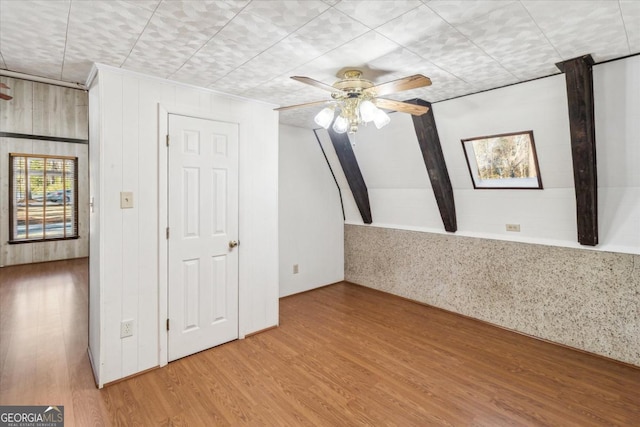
[158,104,244,367]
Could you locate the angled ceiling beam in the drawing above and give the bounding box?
[327,126,372,224]
[407,98,457,232]
[556,55,598,246]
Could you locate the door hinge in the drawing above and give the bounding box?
[166,318,170,331]
[166,227,170,239]
[166,134,170,147]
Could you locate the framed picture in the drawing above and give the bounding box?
[462,131,543,189]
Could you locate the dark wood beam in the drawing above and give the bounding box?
[327,127,372,224]
[556,55,598,246]
[407,99,457,232]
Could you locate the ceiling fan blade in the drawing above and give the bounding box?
[0,93,13,101]
[0,83,10,89]
[291,76,343,94]
[274,99,332,111]
[364,74,432,97]
[374,98,429,116]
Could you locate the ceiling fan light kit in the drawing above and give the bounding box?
[277,70,432,134]
[359,99,378,122]
[373,107,391,129]
[332,114,350,134]
[316,94,392,134]
[314,105,336,129]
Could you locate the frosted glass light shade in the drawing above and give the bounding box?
[314,107,334,129]
[332,115,349,134]
[359,100,377,122]
[373,108,391,129]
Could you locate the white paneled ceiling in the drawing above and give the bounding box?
[1,0,638,128]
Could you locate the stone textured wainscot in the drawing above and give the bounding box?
[345,224,640,367]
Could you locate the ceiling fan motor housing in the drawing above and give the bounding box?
[332,70,373,93]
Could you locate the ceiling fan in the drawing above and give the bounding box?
[275,70,431,134]
[0,82,12,101]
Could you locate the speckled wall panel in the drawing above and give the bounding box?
[345,224,640,367]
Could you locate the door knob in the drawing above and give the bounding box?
[229,240,239,249]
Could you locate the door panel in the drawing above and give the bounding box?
[167,114,239,362]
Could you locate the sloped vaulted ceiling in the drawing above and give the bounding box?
[0,0,638,128]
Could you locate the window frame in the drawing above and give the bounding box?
[8,153,79,244]
[461,130,543,190]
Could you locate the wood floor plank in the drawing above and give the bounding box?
[1,259,638,425]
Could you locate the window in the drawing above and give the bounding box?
[9,154,78,242]
[462,131,543,189]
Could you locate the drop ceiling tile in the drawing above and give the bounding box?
[365,48,463,86]
[426,0,517,25]
[214,46,311,92]
[366,47,428,75]
[169,38,254,85]
[166,65,221,90]
[153,0,249,20]
[453,2,562,80]
[171,8,296,87]
[376,5,450,46]
[386,77,475,103]
[523,0,630,62]
[300,31,402,78]
[220,7,371,89]
[278,108,318,129]
[209,75,257,94]
[243,76,308,102]
[124,1,246,79]
[242,0,330,33]
[288,7,370,56]
[116,0,161,12]
[62,0,157,83]
[334,0,423,29]
[0,0,69,79]
[406,26,516,85]
[621,1,640,53]
[274,87,332,107]
[123,17,206,78]
[204,10,293,66]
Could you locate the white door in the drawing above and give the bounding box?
[167,114,239,362]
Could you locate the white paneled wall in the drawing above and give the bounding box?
[278,125,344,297]
[326,55,640,255]
[88,65,278,387]
[594,56,640,253]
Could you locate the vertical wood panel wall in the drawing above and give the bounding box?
[88,65,279,386]
[0,76,89,267]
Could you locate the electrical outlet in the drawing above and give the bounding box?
[293,264,299,274]
[506,224,521,232]
[120,320,134,338]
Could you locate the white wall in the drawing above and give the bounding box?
[88,65,278,386]
[594,56,640,253]
[278,125,344,297]
[328,55,640,255]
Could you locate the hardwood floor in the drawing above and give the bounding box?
[1,259,638,426]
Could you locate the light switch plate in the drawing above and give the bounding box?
[120,191,134,209]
